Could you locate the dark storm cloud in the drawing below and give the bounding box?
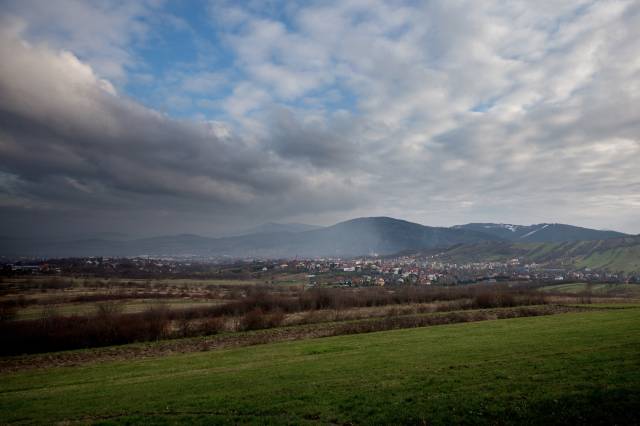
[0,27,367,236]
[266,108,362,169]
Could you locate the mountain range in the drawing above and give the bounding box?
[233,222,323,236]
[1,217,635,267]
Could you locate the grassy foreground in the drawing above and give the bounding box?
[1,309,639,425]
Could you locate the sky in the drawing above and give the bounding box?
[0,0,639,238]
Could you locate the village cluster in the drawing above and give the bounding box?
[2,252,637,285]
[296,255,634,286]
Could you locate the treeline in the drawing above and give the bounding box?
[0,285,549,355]
[205,285,547,315]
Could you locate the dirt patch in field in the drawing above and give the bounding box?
[0,304,586,373]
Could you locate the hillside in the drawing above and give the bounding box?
[290,217,501,257]
[453,223,628,242]
[233,222,323,236]
[2,309,639,424]
[435,236,640,273]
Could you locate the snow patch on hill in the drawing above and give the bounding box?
[520,224,550,239]
[483,224,520,232]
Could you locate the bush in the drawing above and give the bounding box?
[239,308,267,331]
[238,308,286,331]
[198,317,227,335]
[0,304,171,355]
[141,304,170,340]
[471,286,543,309]
[0,304,18,321]
[96,300,124,317]
[0,282,551,355]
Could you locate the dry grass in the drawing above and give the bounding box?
[0,282,561,355]
[0,304,583,373]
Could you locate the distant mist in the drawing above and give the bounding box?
[1,217,630,259]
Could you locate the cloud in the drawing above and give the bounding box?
[0,0,160,81]
[266,108,363,168]
[0,24,367,236]
[1,0,640,237]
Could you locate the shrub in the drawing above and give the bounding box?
[472,291,500,309]
[96,300,124,317]
[198,316,226,335]
[0,304,18,321]
[141,304,170,340]
[239,308,265,331]
[238,307,286,331]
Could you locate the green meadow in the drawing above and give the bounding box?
[1,308,639,425]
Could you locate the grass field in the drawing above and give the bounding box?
[0,276,262,288]
[576,245,640,273]
[0,274,308,289]
[1,308,639,424]
[540,281,640,295]
[13,299,222,321]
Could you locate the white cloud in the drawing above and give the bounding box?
[1,0,159,81]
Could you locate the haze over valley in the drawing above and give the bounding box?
[1,1,639,425]
[2,217,637,263]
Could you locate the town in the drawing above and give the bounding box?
[3,252,638,286]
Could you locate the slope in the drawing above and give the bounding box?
[1,309,639,424]
[436,236,640,273]
[453,223,628,242]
